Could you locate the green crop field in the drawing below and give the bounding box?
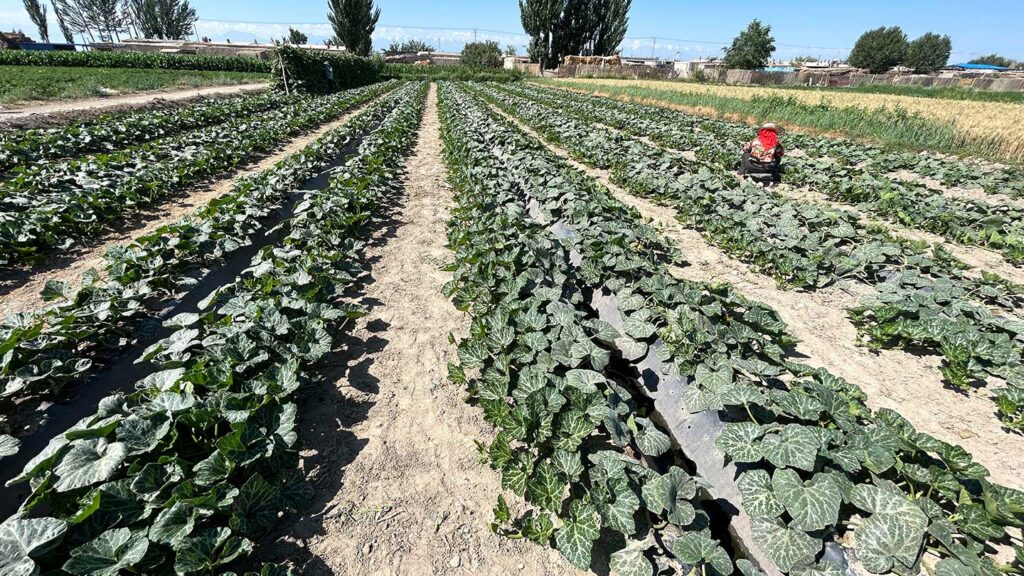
[1,27,1022,576]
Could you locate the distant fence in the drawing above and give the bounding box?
[546,64,1024,92]
[557,64,673,80]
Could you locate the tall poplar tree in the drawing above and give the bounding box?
[519,0,631,69]
[328,0,379,56]
[23,0,49,41]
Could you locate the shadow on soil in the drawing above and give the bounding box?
[245,180,408,575]
[0,138,369,517]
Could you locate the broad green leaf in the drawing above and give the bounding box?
[601,477,640,534]
[54,439,127,492]
[230,474,279,533]
[761,425,819,471]
[615,336,648,361]
[696,362,733,390]
[150,502,198,546]
[0,516,67,572]
[194,450,234,486]
[527,461,564,512]
[610,542,654,576]
[641,466,696,526]
[555,499,601,569]
[855,511,926,573]
[0,435,20,459]
[771,469,841,531]
[623,314,657,340]
[174,527,253,574]
[523,513,555,543]
[138,368,187,392]
[737,470,784,518]
[716,422,764,463]
[849,482,929,574]
[633,417,670,457]
[565,369,605,393]
[751,518,821,572]
[671,529,733,575]
[62,528,148,576]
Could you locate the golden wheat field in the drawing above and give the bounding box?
[551,78,1024,161]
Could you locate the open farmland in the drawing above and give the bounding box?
[1,58,1024,576]
[543,78,1024,163]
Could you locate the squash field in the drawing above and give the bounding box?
[0,78,1022,576]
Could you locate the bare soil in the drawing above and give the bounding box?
[257,85,584,576]
[489,102,1024,490]
[0,82,270,128]
[0,104,373,318]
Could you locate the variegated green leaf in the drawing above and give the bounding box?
[751,518,821,572]
[737,470,784,518]
[771,469,841,531]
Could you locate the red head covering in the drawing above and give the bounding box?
[758,127,778,150]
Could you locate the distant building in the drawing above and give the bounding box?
[0,31,74,51]
[90,38,346,60]
[385,51,461,65]
[673,59,725,78]
[946,63,1010,72]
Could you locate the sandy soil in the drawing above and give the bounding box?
[488,101,1024,490]
[257,85,584,576]
[0,82,270,125]
[0,104,373,318]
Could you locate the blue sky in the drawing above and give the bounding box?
[2,0,1022,61]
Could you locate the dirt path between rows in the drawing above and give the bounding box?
[258,85,584,576]
[0,101,373,318]
[0,82,270,124]
[487,101,1024,490]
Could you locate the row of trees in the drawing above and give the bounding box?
[519,0,632,69]
[22,0,197,44]
[848,27,952,74]
[718,21,959,74]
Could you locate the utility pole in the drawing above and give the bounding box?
[473,29,477,42]
[651,37,657,59]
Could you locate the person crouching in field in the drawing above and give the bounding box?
[738,122,784,186]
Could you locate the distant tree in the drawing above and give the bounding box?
[51,0,93,42]
[505,44,517,56]
[23,0,49,41]
[848,26,908,73]
[287,27,308,44]
[905,32,952,73]
[51,0,76,43]
[128,0,196,40]
[461,40,503,68]
[790,55,818,67]
[384,38,434,55]
[590,0,630,56]
[520,0,560,68]
[968,53,1015,68]
[327,0,379,56]
[520,0,630,69]
[721,19,775,69]
[81,0,132,42]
